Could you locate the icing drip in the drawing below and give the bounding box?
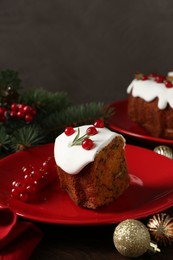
[127,79,173,109]
[168,71,173,77]
[54,125,124,174]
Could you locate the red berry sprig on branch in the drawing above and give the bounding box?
[64,126,75,136]
[82,138,94,150]
[11,157,57,202]
[10,103,36,122]
[94,119,105,128]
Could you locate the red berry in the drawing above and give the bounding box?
[10,157,57,202]
[19,193,29,202]
[26,184,37,193]
[65,126,75,136]
[0,107,6,115]
[42,160,50,172]
[13,182,26,194]
[94,119,104,128]
[22,165,33,174]
[149,72,157,78]
[82,138,94,150]
[0,115,7,122]
[25,114,33,122]
[0,107,7,122]
[22,105,32,114]
[10,110,17,117]
[23,174,33,184]
[12,180,21,188]
[30,108,36,116]
[86,126,98,135]
[11,103,18,111]
[10,103,36,122]
[165,80,173,88]
[18,104,25,111]
[141,75,148,81]
[11,188,19,198]
[155,75,165,83]
[16,111,25,118]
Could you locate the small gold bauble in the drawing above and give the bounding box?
[147,213,173,246]
[113,219,151,258]
[154,145,173,159]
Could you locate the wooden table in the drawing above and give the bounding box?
[30,137,173,260]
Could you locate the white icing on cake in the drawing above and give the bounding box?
[54,125,124,175]
[127,79,173,109]
[168,71,173,77]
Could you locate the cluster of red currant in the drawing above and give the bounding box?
[0,103,36,123]
[10,103,36,122]
[135,72,173,88]
[64,119,104,150]
[11,157,57,202]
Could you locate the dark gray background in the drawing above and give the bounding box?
[0,0,173,104]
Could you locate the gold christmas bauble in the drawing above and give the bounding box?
[113,219,151,258]
[154,145,173,159]
[147,213,173,246]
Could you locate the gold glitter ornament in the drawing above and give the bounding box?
[113,219,151,257]
[154,145,173,159]
[147,213,173,246]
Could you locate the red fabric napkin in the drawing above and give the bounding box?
[0,207,43,260]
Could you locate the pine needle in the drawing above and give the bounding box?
[19,88,71,113]
[11,125,46,151]
[0,69,116,155]
[42,102,115,139]
[0,126,11,151]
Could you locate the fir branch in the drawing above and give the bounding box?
[19,88,71,114]
[11,125,46,151]
[0,126,11,152]
[3,116,28,135]
[0,69,116,155]
[42,102,115,140]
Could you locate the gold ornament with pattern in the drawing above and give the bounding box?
[147,213,173,246]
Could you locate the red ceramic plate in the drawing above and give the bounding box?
[0,143,173,225]
[108,99,173,145]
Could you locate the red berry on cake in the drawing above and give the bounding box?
[64,126,75,136]
[94,119,104,128]
[86,126,98,135]
[165,80,173,88]
[141,75,148,81]
[149,72,157,78]
[82,138,94,150]
[155,75,165,83]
